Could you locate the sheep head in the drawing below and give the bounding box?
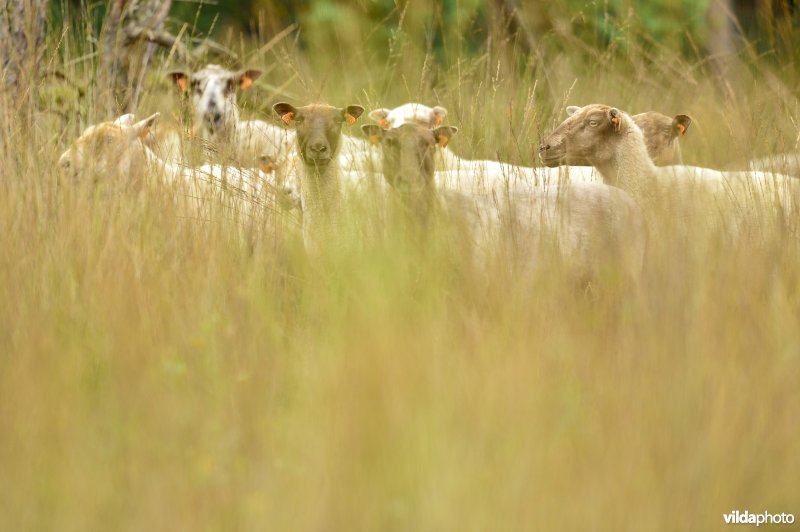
[273,103,364,167]
[59,113,160,183]
[362,122,456,203]
[369,103,448,129]
[168,64,262,138]
[631,111,692,166]
[540,104,632,168]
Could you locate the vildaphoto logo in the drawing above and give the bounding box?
[723,510,795,526]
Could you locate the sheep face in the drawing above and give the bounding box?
[362,123,456,221]
[168,65,262,137]
[631,111,691,166]
[369,103,448,129]
[59,114,160,183]
[273,103,364,167]
[539,104,631,168]
[362,123,454,189]
[567,106,691,166]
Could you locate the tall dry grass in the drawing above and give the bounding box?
[1,3,800,531]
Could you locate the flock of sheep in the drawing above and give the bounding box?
[57,64,800,288]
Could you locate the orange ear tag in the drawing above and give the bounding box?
[345,113,357,126]
[240,77,254,90]
[379,118,390,129]
[260,161,274,174]
[176,77,188,92]
[437,137,449,148]
[281,111,295,127]
[676,123,686,136]
[369,134,381,146]
[611,117,621,132]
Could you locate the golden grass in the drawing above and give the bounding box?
[1,5,800,531]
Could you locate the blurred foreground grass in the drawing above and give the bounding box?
[1,4,800,530]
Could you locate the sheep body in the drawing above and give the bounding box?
[750,153,800,179]
[540,104,800,235]
[362,122,647,284]
[59,114,299,225]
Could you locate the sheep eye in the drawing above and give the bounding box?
[588,120,599,127]
[294,117,304,125]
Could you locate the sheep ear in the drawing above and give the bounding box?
[433,126,458,148]
[608,108,623,132]
[673,114,691,136]
[566,106,581,117]
[236,69,262,91]
[361,124,384,145]
[258,154,274,174]
[168,71,190,92]
[273,102,297,127]
[128,113,160,140]
[343,105,365,126]
[432,106,448,126]
[113,114,136,127]
[369,108,391,129]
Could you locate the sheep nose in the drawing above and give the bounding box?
[309,143,328,154]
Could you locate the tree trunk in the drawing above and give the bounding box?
[99,0,173,114]
[98,0,237,115]
[1,0,49,91]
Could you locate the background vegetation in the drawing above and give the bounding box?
[2,1,800,530]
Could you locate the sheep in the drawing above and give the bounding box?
[368,103,448,129]
[749,153,800,178]
[567,106,692,166]
[59,113,300,224]
[169,64,380,179]
[168,64,300,185]
[539,104,800,235]
[367,102,602,191]
[631,111,691,166]
[361,122,647,286]
[371,104,691,183]
[272,102,366,250]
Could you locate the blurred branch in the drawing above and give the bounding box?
[245,24,297,62]
[492,0,537,55]
[125,24,238,65]
[188,37,238,63]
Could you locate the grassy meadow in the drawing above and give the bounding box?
[1,2,800,530]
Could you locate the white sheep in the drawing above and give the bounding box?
[540,104,800,234]
[59,113,300,225]
[367,102,601,193]
[369,103,449,129]
[168,65,300,184]
[370,103,693,194]
[566,106,692,166]
[361,122,647,285]
[169,64,381,179]
[272,102,371,250]
[749,153,800,178]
